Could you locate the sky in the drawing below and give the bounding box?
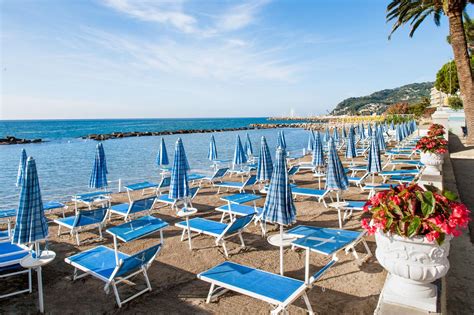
[0,0,461,119]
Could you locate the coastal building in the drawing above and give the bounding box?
[430,87,449,108]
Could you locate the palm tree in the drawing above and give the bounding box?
[387,0,474,144]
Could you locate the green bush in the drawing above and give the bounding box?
[448,96,463,111]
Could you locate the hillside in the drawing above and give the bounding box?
[331,82,433,115]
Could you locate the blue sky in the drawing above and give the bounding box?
[0,0,459,119]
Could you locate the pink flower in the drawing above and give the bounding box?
[426,230,440,242]
[390,195,401,205]
[361,218,377,235]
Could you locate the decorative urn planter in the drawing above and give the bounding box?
[420,151,444,175]
[375,230,451,311]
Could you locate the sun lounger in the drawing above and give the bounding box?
[288,165,299,183]
[362,183,393,198]
[156,176,171,195]
[72,190,112,211]
[291,187,329,207]
[383,159,424,170]
[327,201,367,228]
[347,172,369,189]
[198,260,333,315]
[54,207,108,245]
[65,244,162,307]
[155,187,199,210]
[108,196,156,221]
[0,241,32,299]
[175,214,254,257]
[202,167,229,185]
[124,181,158,201]
[214,175,257,194]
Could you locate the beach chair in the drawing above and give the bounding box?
[328,201,367,228]
[291,187,329,207]
[198,260,335,315]
[382,159,424,170]
[175,214,254,257]
[347,172,369,190]
[108,196,156,221]
[288,165,299,183]
[201,167,229,185]
[156,176,171,195]
[214,175,257,194]
[0,241,32,299]
[155,187,199,210]
[64,244,162,308]
[362,183,393,198]
[54,207,108,245]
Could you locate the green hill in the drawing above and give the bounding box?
[331,82,433,115]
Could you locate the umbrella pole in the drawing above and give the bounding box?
[280,225,284,276]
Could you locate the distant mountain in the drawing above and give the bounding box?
[331,82,433,115]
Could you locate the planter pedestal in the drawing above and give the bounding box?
[420,152,444,175]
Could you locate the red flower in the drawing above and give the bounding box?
[426,230,440,242]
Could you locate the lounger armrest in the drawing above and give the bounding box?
[309,258,337,285]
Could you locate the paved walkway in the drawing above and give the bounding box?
[445,133,474,315]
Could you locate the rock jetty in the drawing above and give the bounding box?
[82,123,323,141]
[0,136,43,145]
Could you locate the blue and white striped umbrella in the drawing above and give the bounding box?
[156,138,169,166]
[325,138,349,191]
[342,126,347,139]
[89,143,108,189]
[169,138,190,201]
[277,130,287,150]
[307,130,315,152]
[16,148,27,187]
[367,133,382,174]
[233,135,247,166]
[390,121,395,130]
[262,147,297,275]
[345,127,357,159]
[256,136,273,182]
[312,131,325,167]
[332,127,339,142]
[377,126,387,152]
[244,133,253,158]
[396,124,403,142]
[404,122,410,137]
[324,128,330,142]
[367,124,373,138]
[208,135,218,161]
[13,157,48,246]
[359,123,366,140]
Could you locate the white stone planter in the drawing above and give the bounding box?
[375,231,451,311]
[420,151,444,175]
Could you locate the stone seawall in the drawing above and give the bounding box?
[0,136,43,145]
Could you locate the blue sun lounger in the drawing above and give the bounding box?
[54,207,109,245]
[155,187,200,210]
[202,167,229,185]
[0,241,32,299]
[108,196,156,221]
[362,183,393,198]
[291,187,329,207]
[198,260,333,315]
[214,175,257,194]
[175,214,254,257]
[65,244,162,307]
[327,201,367,228]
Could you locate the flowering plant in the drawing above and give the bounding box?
[361,183,470,244]
[427,123,446,137]
[416,124,448,154]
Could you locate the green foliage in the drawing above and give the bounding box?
[384,114,412,124]
[435,57,474,94]
[383,97,430,122]
[409,97,431,117]
[448,96,464,110]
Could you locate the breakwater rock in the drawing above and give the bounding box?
[82,123,322,141]
[0,136,43,145]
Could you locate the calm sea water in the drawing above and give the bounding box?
[0,118,311,207]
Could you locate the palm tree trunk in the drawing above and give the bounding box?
[447,5,474,145]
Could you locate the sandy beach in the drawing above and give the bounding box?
[0,155,387,314]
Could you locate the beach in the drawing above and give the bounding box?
[0,155,386,314]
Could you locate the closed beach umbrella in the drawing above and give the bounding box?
[345,128,357,159]
[342,126,347,139]
[16,148,27,187]
[367,132,382,184]
[208,135,218,161]
[396,124,403,142]
[277,130,287,150]
[324,128,330,143]
[244,133,253,158]
[257,136,273,182]
[377,126,387,152]
[312,131,325,167]
[233,135,247,167]
[156,138,169,166]
[89,143,108,189]
[12,156,49,312]
[332,127,339,142]
[262,147,296,276]
[307,130,315,152]
[359,123,365,140]
[390,121,395,130]
[367,123,373,138]
[169,138,190,201]
[326,138,349,195]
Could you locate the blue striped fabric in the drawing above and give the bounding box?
[323,128,330,143]
[262,148,296,225]
[377,126,387,152]
[325,138,349,191]
[245,133,253,158]
[257,136,273,182]
[156,138,170,166]
[13,157,48,245]
[367,124,372,137]
[367,133,382,174]
[390,121,395,130]
[345,127,357,159]
[208,135,218,161]
[307,130,315,152]
[342,126,347,139]
[312,131,325,167]
[277,130,287,150]
[233,135,247,166]
[16,148,27,188]
[169,138,190,200]
[359,123,365,140]
[332,127,339,142]
[89,143,108,189]
[396,124,403,142]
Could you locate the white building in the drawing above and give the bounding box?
[430,87,449,108]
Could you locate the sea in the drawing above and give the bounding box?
[0,118,312,207]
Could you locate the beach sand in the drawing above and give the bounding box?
[0,157,386,314]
